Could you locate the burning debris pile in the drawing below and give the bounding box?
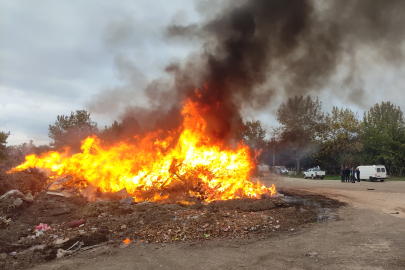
[8,99,276,204]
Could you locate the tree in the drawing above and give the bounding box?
[276,95,325,173]
[6,140,51,163]
[362,102,405,175]
[240,120,267,150]
[315,107,363,172]
[48,110,98,151]
[99,117,141,142]
[0,131,10,160]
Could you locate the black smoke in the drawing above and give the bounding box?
[88,0,405,143]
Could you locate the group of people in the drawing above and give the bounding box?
[341,167,360,183]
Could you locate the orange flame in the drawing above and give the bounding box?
[10,99,276,202]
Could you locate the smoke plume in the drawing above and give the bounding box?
[88,0,405,142]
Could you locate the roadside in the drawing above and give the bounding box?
[288,173,405,181]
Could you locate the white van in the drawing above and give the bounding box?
[356,165,387,182]
[258,164,270,172]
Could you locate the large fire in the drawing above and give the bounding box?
[10,99,276,203]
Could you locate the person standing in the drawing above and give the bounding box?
[345,167,350,182]
[351,167,356,183]
[340,167,345,182]
[356,168,360,182]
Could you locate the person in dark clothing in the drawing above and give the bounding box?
[340,167,345,182]
[351,167,356,183]
[356,168,360,182]
[345,167,350,182]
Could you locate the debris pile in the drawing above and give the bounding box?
[0,168,341,270]
[0,169,48,196]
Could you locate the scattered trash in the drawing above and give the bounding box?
[0,190,33,202]
[367,188,374,190]
[65,219,86,228]
[306,252,318,257]
[28,244,46,251]
[10,252,17,256]
[54,238,70,245]
[46,191,68,197]
[67,241,83,251]
[56,249,73,259]
[390,212,399,215]
[204,234,210,238]
[57,241,84,258]
[120,196,134,205]
[123,238,131,244]
[0,189,34,209]
[0,216,11,228]
[34,223,51,236]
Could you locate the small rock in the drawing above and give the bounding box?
[13,198,23,207]
[306,252,317,257]
[120,197,134,205]
[0,253,7,260]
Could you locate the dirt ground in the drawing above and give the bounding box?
[13,176,405,270]
[2,175,405,270]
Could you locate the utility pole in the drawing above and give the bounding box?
[273,145,275,168]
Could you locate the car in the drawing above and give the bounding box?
[303,166,325,179]
[274,166,289,174]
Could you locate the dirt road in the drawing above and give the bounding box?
[31,178,405,270]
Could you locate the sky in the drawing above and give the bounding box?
[1,0,405,146]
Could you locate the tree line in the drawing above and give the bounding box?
[1,97,405,175]
[243,96,405,176]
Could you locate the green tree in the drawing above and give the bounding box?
[240,120,267,150]
[362,102,405,175]
[315,107,363,171]
[99,117,141,142]
[48,110,98,151]
[0,131,10,160]
[276,95,325,173]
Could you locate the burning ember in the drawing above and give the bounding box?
[9,99,276,203]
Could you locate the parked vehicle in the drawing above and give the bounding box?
[356,165,387,182]
[258,164,270,172]
[303,166,325,179]
[274,166,289,174]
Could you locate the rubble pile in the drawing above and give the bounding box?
[0,169,340,270]
[0,169,48,196]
